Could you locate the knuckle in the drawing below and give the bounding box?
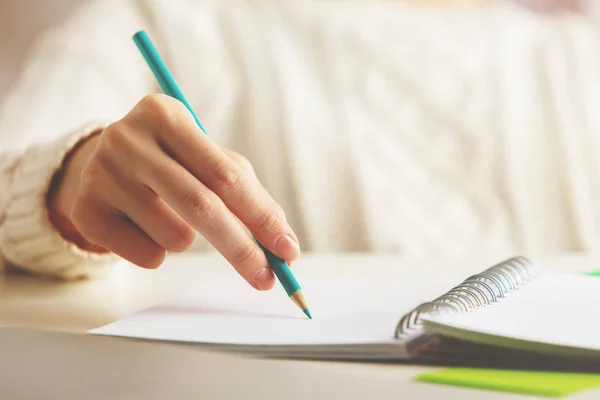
[138,94,183,130]
[139,94,171,115]
[144,195,195,253]
[78,159,108,189]
[99,123,137,157]
[228,152,254,174]
[183,189,218,220]
[212,162,243,193]
[231,243,262,267]
[101,124,126,150]
[254,211,280,234]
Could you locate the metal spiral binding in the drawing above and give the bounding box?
[394,256,540,339]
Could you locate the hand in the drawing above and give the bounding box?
[47,94,300,290]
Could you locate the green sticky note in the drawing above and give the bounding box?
[585,270,600,277]
[417,368,600,398]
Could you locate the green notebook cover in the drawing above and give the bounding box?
[417,368,600,398]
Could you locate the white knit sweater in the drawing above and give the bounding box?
[2,0,600,280]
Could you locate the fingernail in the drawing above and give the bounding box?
[274,234,300,260]
[252,267,274,291]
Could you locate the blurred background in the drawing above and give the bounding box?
[0,0,599,104]
[0,0,83,102]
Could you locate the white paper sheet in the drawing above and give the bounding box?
[90,270,448,346]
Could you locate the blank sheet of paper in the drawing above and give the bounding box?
[422,273,600,352]
[90,271,448,346]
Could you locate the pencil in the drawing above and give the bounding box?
[132,30,311,319]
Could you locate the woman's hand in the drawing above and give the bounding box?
[47,94,300,290]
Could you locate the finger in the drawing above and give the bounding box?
[86,127,196,253]
[224,150,288,222]
[151,115,299,261]
[124,95,296,258]
[202,151,300,261]
[71,197,167,269]
[138,150,276,290]
[110,182,196,253]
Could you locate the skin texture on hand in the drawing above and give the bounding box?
[47,131,106,253]
[46,94,300,290]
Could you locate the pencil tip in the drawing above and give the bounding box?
[304,309,312,319]
[290,290,311,319]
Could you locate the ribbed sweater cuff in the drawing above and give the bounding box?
[0,123,121,280]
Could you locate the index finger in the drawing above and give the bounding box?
[152,103,301,262]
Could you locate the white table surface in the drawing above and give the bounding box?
[1,251,599,399]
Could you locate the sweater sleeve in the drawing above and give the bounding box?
[0,0,156,279]
[0,124,121,280]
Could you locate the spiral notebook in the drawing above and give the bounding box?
[90,256,600,370]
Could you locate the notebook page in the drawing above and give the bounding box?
[90,271,450,346]
[421,272,600,351]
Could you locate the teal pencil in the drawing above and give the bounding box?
[132,30,311,319]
